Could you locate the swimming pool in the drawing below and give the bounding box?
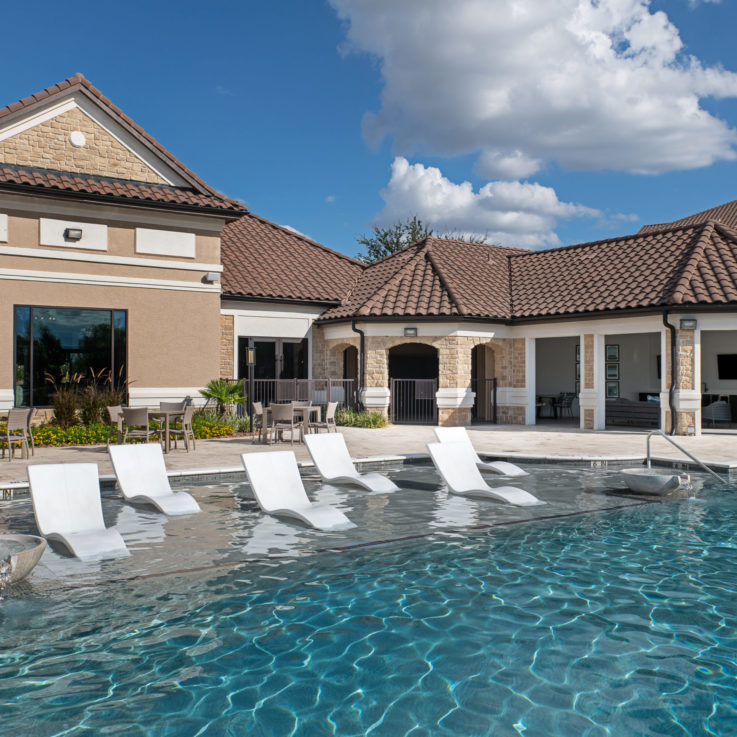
[1,465,735,736]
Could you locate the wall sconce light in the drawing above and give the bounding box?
[680,318,697,330]
[203,271,220,283]
[404,327,418,337]
[64,227,83,241]
[247,347,256,366]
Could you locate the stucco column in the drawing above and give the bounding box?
[524,337,536,425]
[579,333,605,430]
[660,325,700,435]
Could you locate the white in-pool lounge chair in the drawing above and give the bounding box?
[108,443,200,515]
[303,432,399,493]
[241,450,356,531]
[27,463,130,559]
[433,427,528,477]
[427,441,544,506]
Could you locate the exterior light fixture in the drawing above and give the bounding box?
[247,347,256,366]
[64,227,83,241]
[204,271,220,283]
[404,327,418,337]
[680,318,697,330]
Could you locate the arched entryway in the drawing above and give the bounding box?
[471,343,496,422]
[388,343,439,424]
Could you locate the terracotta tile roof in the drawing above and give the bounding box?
[639,199,737,234]
[510,221,737,318]
[0,74,242,214]
[221,213,363,304]
[319,237,527,321]
[319,223,737,322]
[0,164,244,214]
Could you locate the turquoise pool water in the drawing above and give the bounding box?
[2,484,736,736]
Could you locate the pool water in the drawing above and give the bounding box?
[2,486,736,736]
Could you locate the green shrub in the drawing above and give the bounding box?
[199,379,247,415]
[335,407,389,428]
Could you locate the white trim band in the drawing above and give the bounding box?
[128,387,207,408]
[0,389,13,411]
[360,387,391,409]
[0,245,222,272]
[0,267,220,293]
[435,388,475,409]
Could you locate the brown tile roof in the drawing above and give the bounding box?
[221,213,363,304]
[319,223,737,322]
[0,74,242,214]
[319,237,527,321]
[639,199,737,234]
[0,164,244,214]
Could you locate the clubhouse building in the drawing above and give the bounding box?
[2,75,737,436]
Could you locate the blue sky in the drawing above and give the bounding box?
[3,1,737,256]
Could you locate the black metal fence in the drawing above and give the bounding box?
[390,378,437,424]
[471,378,497,423]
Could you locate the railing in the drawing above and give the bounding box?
[646,430,726,484]
[471,378,497,424]
[217,378,358,414]
[390,378,437,425]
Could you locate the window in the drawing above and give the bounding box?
[237,337,308,381]
[717,354,737,380]
[14,306,127,406]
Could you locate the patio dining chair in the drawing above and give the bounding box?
[252,402,272,443]
[271,402,302,445]
[2,408,32,461]
[106,405,124,446]
[553,392,576,418]
[26,407,36,456]
[308,401,338,434]
[122,407,157,445]
[168,405,196,451]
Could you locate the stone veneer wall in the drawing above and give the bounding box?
[663,327,696,435]
[0,107,167,184]
[219,315,234,379]
[312,327,527,426]
[582,334,595,430]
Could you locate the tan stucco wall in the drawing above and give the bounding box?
[3,210,220,265]
[0,279,220,392]
[0,107,167,184]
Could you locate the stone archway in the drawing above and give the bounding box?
[388,343,439,423]
[471,343,496,422]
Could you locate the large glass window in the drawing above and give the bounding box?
[13,306,127,406]
[237,337,308,380]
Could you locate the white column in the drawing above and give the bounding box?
[579,333,587,430]
[659,328,669,432]
[593,334,606,430]
[693,327,702,435]
[525,337,536,425]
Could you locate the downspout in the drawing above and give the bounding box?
[351,319,366,411]
[663,311,677,436]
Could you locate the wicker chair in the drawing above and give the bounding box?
[252,401,272,444]
[554,392,577,418]
[122,407,156,444]
[271,402,301,445]
[169,405,196,451]
[2,408,32,461]
[309,401,338,434]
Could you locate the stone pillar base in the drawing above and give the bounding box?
[496,406,526,424]
[360,387,390,417]
[438,407,472,426]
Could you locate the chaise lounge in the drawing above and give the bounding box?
[108,444,201,515]
[427,441,544,506]
[433,427,529,477]
[241,450,356,531]
[304,432,400,492]
[27,463,130,559]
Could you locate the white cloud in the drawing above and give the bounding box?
[375,157,601,248]
[325,194,337,203]
[688,0,721,6]
[330,0,737,175]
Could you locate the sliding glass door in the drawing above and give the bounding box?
[237,337,308,380]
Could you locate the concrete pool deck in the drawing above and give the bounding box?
[1,422,736,490]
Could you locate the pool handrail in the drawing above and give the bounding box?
[646,430,726,484]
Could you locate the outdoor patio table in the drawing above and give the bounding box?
[536,395,559,420]
[147,410,184,454]
[261,405,321,443]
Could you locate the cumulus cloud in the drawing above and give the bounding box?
[330,0,737,176]
[375,157,601,248]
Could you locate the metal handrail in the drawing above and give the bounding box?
[646,430,726,484]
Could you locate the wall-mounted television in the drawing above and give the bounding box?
[717,354,737,380]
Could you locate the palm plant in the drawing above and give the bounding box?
[199,379,246,415]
